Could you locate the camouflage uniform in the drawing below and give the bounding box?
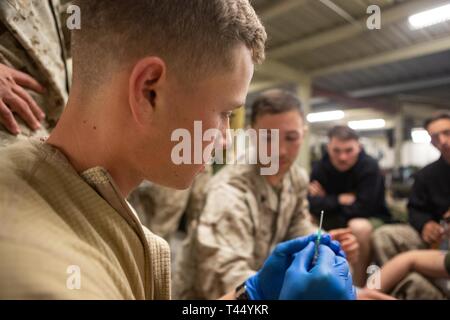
[174,163,317,300]
[0,0,70,146]
[0,139,170,299]
[372,224,447,299]
[128,166,212,241]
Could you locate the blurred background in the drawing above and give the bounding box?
[231,0,450,221]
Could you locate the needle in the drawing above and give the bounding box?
[313,210,324,265]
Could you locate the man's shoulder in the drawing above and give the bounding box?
[199,165,259,223]
[0,140,42,194]
[358,152,380,173]
[289,164,309,191]
[311,156,331,177]
[0,139,59,196]
[414,158,442,181]
[209,164,258,193]
[0,140,77,238]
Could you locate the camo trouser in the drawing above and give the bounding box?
[372,224,447,299]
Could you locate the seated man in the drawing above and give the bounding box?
[175,89,359,300]
[308,125,392,286]
[0,0,354,300]
[373,112,450,299]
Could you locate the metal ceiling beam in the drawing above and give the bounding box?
[349,75,450,98]
[258,0,308,21]
[313,87,397,114]
[268,0,450,59]
[397,94,450,109]
[319,0,357,25]
[249,73,450,110]
[256,59,308,82]
[311,35,450,77]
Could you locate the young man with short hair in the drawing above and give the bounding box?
[0,1,353,300]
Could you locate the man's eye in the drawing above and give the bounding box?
[286,136,298,142]
[285,133,300,142]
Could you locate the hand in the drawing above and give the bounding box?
[329,228,359,264]
[308,180,326,197]
[279,242,356,300]
[0,63,45,134]
[444,210,450,219]
[421,221,444,245]
[338,193,356,206]
[245,233,345,300]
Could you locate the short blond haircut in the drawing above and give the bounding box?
[72,0,266,88]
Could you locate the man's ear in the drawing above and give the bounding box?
[128,57,165,126]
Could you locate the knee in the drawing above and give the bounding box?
[348,218,373,239]
[371,224,398,246]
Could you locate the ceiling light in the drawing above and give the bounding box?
[411,128,431,144]
[409,3,450,29]
[348,119,386,130]
[306,110,345,123]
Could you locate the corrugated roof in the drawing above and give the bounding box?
[251,0,450,108]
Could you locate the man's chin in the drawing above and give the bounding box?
[279,162,291,172]
[336,165,351,172]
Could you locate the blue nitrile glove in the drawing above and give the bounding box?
[245,233,345,300]
[279,242,356,300]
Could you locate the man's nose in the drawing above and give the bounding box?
[278,142,287,157]
[339,154,348,162]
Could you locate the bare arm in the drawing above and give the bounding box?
[219,291,236,300]
[377,250,449,293]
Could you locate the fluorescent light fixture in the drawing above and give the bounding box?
[348,119,386,131]
[306,110,345,123]
[408,3,450,29]
[411,128,431,144]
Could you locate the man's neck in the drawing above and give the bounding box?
[264,172,285,188]
[46,101,142,197]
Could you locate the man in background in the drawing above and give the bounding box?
[308,125,392,286]
[175,90,359,299]
[373,112,450,299]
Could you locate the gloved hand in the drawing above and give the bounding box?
[279,242,356,300]
[245,233,345,300]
